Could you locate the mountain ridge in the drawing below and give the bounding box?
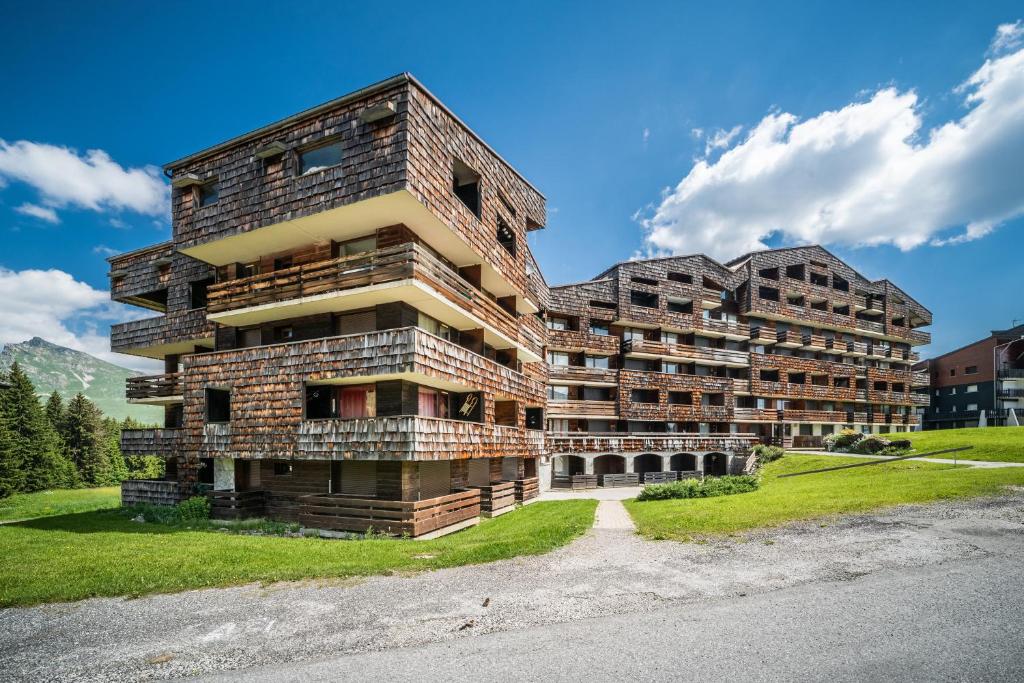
[0,337,161,422]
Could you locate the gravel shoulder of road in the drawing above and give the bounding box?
[2,491,1023,682]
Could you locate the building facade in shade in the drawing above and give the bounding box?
[916,324,1024,430]
[543,246,932,481]
[110,74,553,535]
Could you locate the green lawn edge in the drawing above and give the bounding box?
[880,426,1024,463]
[624,454,1024,541]
[0,487,120,523]
[0,498,597,607]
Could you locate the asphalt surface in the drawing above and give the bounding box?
[2,492,1024,681]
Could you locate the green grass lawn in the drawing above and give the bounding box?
[0,487,120,522]
[624,454,1024,541]
[880,426,1024,463]
[0,499,596,607]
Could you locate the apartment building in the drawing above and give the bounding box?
[917,324,1024,429]
[110,74,550,536]
[543,246,931,482]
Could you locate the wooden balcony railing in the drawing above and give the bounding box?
[126,372,182,400]
[911,392,931,406]
[775,330,801,346]
[749,327,777,344]
[547,399,618,417]
[733,407,780,422]
[121,428,182,457]
[912,371,930,386]
[998,368,1024,378]
[546,328,621,353]
[801,333,826,350]
[547,365,618,384]
[297,489,482,537]
[205,242,540,358]
[546,432,759,454]
[111,308,215,355]
[698,317,750,338]
[623,339,749,365]
[855,318,885,334]
[908,329,931,346]
[781,409,850,423]
[121,479,184,507]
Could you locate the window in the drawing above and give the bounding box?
[760,369,780,382]
[786,294,805,306]
[967,384,978,393]
[418,387,449,418]
[667,299,692,314]
[299,140,343,175]
[785,264,805,280]
[631,276,659,286]
[663,362,681,374]
[547,351,569,366]
[630,290,658,308]
[810,272,829,287]
[662,331,679,345]
[758,267,779,281]
[667,272,692,284]
[589,321,610,336]
[702,392,726,407]
[206,388,230,423]
[966,403,978,411]
[273,255,293,271]
[333,235,377,258]
[832,275,849,292]
[585,355,610,369]
[547,316,569,331]
[758,286,780,302]
[547,385,569,401]
[590,300,616,310]
[305,385,335,419]
[497,216,516,257]
[418,312,453,341]
[668,391,692,405]
[874,381,888,391]
[273,325,294,342]
[631,389,659,404]
[950,368,956,377]
[239,328,262,348]
[810,299,828,311]
[834,376,851,389]
[452,158,481,217]
[273,461,293,476]
[834,304,850,316]
[787,372,806,385]
[339,385,375,418]
[197,181,219,207]
[622,327,644,342]
[189,277,215,309]
[965,366,978,375]
[525,407,543,430]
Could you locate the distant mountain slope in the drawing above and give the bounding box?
[0,337,161,422]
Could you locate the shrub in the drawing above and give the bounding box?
[124,502,181,525]
[752,444,785,463]
[636,474,759,501]
[824,429,863,452]
[178,495,210,521]
[888,439,912,451]
[850,435,892,454]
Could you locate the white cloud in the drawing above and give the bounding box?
[640,24,1024,261]
[642,128,651,144]
[0,140,169,223]
[992,20,1023,54]
[15,203,59,224]
[0,267,160,373]
[91,245,120,257]
[703,125,743,157]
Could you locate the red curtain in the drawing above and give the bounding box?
[419,389,438,417]
[340,387,369,418]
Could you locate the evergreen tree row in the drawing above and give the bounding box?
[0,362,158,498]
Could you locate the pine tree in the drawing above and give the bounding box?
[0,380,22,498]
[44,391,65,431]
[1,363,72,492]
[64,393,110,486]
[101,416,128,484]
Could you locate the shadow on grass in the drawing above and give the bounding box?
[7,510,210,536]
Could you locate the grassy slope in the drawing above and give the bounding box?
[624,454,1024,541]
[880,426,1024,463]
[0,487,120,522]
[0,499,596,607]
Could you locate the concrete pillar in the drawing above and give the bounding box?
[660,454,671,471]
[627,455,639,474]
[694,453,706,474]
[538,458,552,491]
[583,457,595,475]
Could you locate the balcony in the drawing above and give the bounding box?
[912,371,930,387]
[749,326,777,344]
[733,407,780,422]
[547,328,620,354]
[623,339,749,367]
[547,399,618,418]
[855,318,885,334]
[908,329,931,346]
[866,345,890,359]
[121,428,183,457]
[696,316,750,340]
[781,409,850,423]
[298,416,545,461]
[547,365,618,385]
[775,330,802,348]
[997,387,1024,398]
[848,411,868,423]
[998,369,1024,379]
[910,392,931,406]
[110,308,215,359]
[545,432,760,454]
[126,372,182,404]
[825,338,847,354]
[800,333,826,351]
[204,243,542,362]
[845,341,868,357]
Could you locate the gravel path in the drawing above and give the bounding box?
[2,492,1023,681]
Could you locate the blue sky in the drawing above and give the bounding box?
[0,1,1022,370]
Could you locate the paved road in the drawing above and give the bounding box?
[2,493,1023,681]
[230,552,1024,682]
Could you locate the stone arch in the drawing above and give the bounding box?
[594,454,626,476]
[553,455,585,476]
[634,453,663,476]
[670,453,697,472]
[703,452,728,476]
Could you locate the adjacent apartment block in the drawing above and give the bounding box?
[916,324,1024,429]
[544,246,932,482]
[110,74,551,536]
[108,75,933,533]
